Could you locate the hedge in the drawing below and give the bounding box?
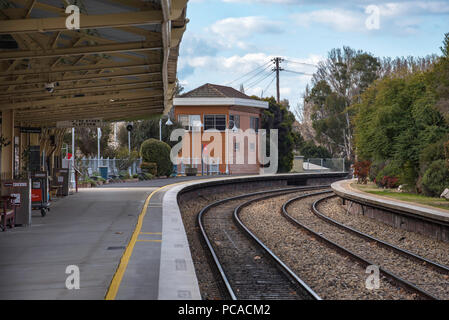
[140,138,172,177]
[421,160,449,197]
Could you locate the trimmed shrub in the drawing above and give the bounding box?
[140,162,157,176]
[422,160,449,197]
[140,139,172,177]
[380,176,400,189]
[376,161,401,188]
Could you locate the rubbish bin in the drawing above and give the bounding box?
[99,166,109,180]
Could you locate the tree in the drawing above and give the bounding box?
[305,47,381,161]
[300,141,332,159]
[440,32,449,59]
[175,78,184,97]
[354,34,449,194]
[118,118,184,152]
[261,97,296,173]
[64,124,113,157]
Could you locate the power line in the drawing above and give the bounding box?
[246,70,275,89]
[284,59,318,68]
[283,69,314,76]
[261,73,276,97]
[225,61,271,86]
[242,64,273,85]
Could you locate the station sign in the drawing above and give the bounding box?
[56,119,104,128]
[20,127,42,134]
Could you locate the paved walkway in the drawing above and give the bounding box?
[0,177,211,300]
[332,179,449,223]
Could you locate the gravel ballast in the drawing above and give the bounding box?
[319,197,449,268]
[239,192,418,300]
[177,185,289,300]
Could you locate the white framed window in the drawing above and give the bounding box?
[178,114,202,131]
[204,114,226,131]
[229,114,240,129]
[250,116,260,132]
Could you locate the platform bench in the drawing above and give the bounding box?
[0,196,16,231]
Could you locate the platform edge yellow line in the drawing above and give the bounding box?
[104,178,217,300]
[105,186,164,300]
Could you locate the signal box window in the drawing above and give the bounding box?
[204,115,226,131]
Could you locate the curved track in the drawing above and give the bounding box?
[283,191,449,300]
[198,186,324,300]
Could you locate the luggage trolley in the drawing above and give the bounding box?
[31,172,50,217]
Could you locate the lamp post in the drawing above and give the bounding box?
[160,117,173,141]
[97,127,101,171]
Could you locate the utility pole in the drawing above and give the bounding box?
[272,57,284,104]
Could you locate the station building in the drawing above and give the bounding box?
[0,0,188,227]
[173,83,269,175]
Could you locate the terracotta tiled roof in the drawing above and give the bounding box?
[180,83,253,99]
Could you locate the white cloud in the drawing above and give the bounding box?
[377,1,449,16]
[292,9,364,32]
[207,16,284,49]
[289,1,449,34]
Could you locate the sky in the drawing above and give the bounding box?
[177,0,449,113]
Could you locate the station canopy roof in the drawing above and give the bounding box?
[0,0,188,127]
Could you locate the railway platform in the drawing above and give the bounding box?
[0,173,347,300]
[0,176,210,300]
[332,179,449,223]
[332,179,449,242]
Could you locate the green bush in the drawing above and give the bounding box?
[422,160,449,197]
[138,173,154,181]
[376,161,402,187]
[369,160,386,182]
[399,161,418,192]
[144,173,154,180]
[80,178,97,187]
[419,139,447,173]
[140,139,172,176]
[119,171,131,180]
[116,148,139,171]
[140,162,157,176]
[300,141,332,159]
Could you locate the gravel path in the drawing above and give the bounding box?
[286,194,449,300]
[239,192,417,300]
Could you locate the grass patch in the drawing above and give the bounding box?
[351,183,449,211]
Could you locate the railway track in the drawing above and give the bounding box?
[198,186,324,300]
[283,191,449,300]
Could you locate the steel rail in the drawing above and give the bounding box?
[282,191,439,300]
[233,192,322,300]
[197,185,327,300]
[313,195,449,274]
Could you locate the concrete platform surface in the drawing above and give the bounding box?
[332,179,449,223]
[0,187,154,299]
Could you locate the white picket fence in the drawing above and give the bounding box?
[177,157,220,175]
[63,157,142,177]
